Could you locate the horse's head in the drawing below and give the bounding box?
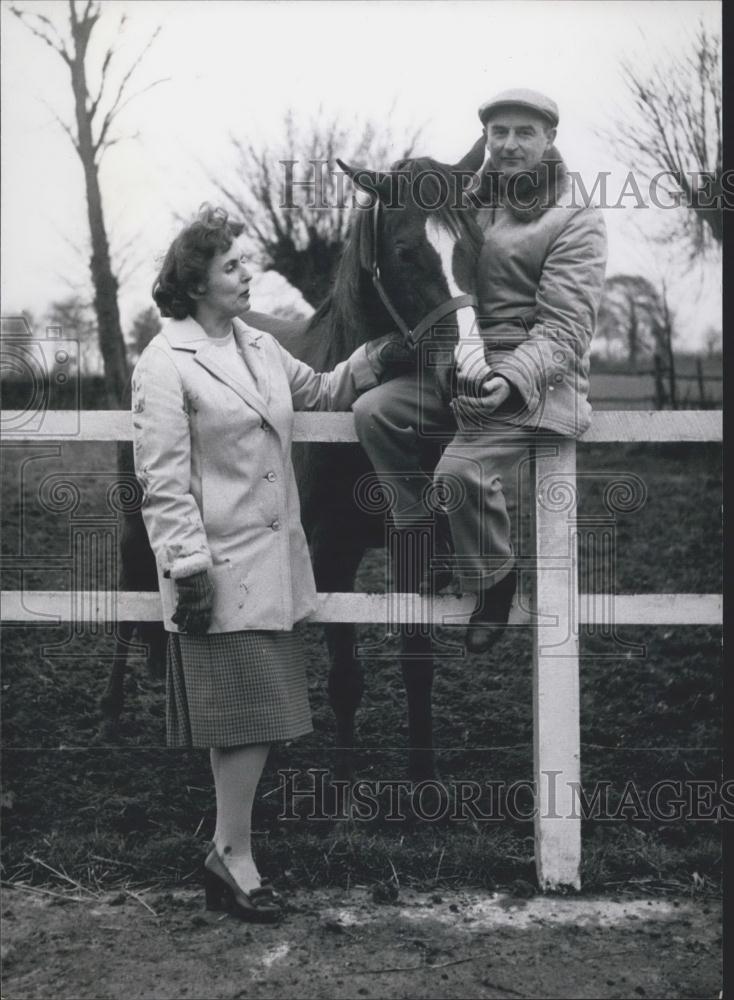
[337,156,485,403]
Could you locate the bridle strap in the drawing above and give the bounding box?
[410,293,478,347]
[370,201,413,341]
[369,200,477,348]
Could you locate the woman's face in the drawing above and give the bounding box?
[197,237,252,319]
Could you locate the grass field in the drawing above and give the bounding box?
[0,438,723,897]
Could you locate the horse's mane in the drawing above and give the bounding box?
[300,156,480,371]
[390,156,480,245]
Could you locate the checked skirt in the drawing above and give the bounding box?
[166,627,313,748]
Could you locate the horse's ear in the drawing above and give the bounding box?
[337,159,392,203]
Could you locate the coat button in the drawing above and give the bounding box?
[266,471,276,482]
[271,519,280,531]
[261,420,270,431]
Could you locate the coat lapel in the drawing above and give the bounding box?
[233,319,272,405]
[162,317,273,424]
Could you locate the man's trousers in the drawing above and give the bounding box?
[352,372,532,591]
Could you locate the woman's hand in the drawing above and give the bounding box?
[171,570,215,635]
[365,331,416,382]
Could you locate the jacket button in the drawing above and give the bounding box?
[271,519,280,531]
[261,420,270,431]
[266,471,276,482]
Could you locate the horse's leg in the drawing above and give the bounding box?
[311,525,366,782]
[102,490,163,731]
[140,621,167,681]
[400,631,438,782]
[389,524,440,783]
[99,620,136,732]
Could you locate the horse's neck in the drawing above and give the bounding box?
[283,290,390,372]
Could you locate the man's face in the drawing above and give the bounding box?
[484,109,556,178]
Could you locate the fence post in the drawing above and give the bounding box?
[696,357,707,408]
[653,354,667,410]
[531,437,581,891]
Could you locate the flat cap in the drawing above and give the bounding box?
[478,89,559,127]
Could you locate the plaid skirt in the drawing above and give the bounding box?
[166,627,313,748]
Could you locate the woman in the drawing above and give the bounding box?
[133,205,399,923]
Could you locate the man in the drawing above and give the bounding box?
[352,88,608,652]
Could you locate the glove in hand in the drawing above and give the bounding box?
[365,332,416,382]
[171,570,214,636]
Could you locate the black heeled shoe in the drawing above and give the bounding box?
[465,569,517,654]
[204,848,282,924]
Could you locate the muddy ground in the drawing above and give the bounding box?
[2,441,724,1000]
[1,885,722,1000]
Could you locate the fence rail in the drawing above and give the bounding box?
[1,590,722,626]
[1,408,723,443]
[0,408,723,893]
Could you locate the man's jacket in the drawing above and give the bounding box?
[474,152,607,437]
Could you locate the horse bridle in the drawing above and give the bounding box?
[368,200,477,349]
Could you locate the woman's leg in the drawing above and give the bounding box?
[210,742,270,891]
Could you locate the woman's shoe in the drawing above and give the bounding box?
[204,848,282,924]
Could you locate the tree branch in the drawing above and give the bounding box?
[10,6,72,64]
[93,26,161,152]
[39,97,81,156]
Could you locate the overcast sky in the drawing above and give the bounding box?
[0,0,722,348]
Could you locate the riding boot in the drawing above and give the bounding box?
[418,510,455,596]
[465,568,517,654]
[387,514,456,596]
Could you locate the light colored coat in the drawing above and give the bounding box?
[476,187,608,436]
[131,317,377,633]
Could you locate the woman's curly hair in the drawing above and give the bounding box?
[152,205,245,319]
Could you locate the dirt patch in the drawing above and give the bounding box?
[1,886,721,1000]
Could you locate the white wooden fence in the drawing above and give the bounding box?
[1,408,723,892]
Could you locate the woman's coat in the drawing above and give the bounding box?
[132,316,377,633]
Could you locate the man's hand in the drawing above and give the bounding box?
[478,374,512,411]
[453,374,512,417]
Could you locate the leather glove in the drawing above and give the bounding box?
[365,332,416,382]
[171,570,214,636]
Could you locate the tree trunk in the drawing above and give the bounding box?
[653,353,667,410]
[69,52,130,407]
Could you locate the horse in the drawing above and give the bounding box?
[103,146,488,783]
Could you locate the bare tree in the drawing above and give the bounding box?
[597,274,678,406]
[597,275,662,368]
[11,1,165,406]
[603,20,722,258]
[210,108,423,307]
[702,325,722,359]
